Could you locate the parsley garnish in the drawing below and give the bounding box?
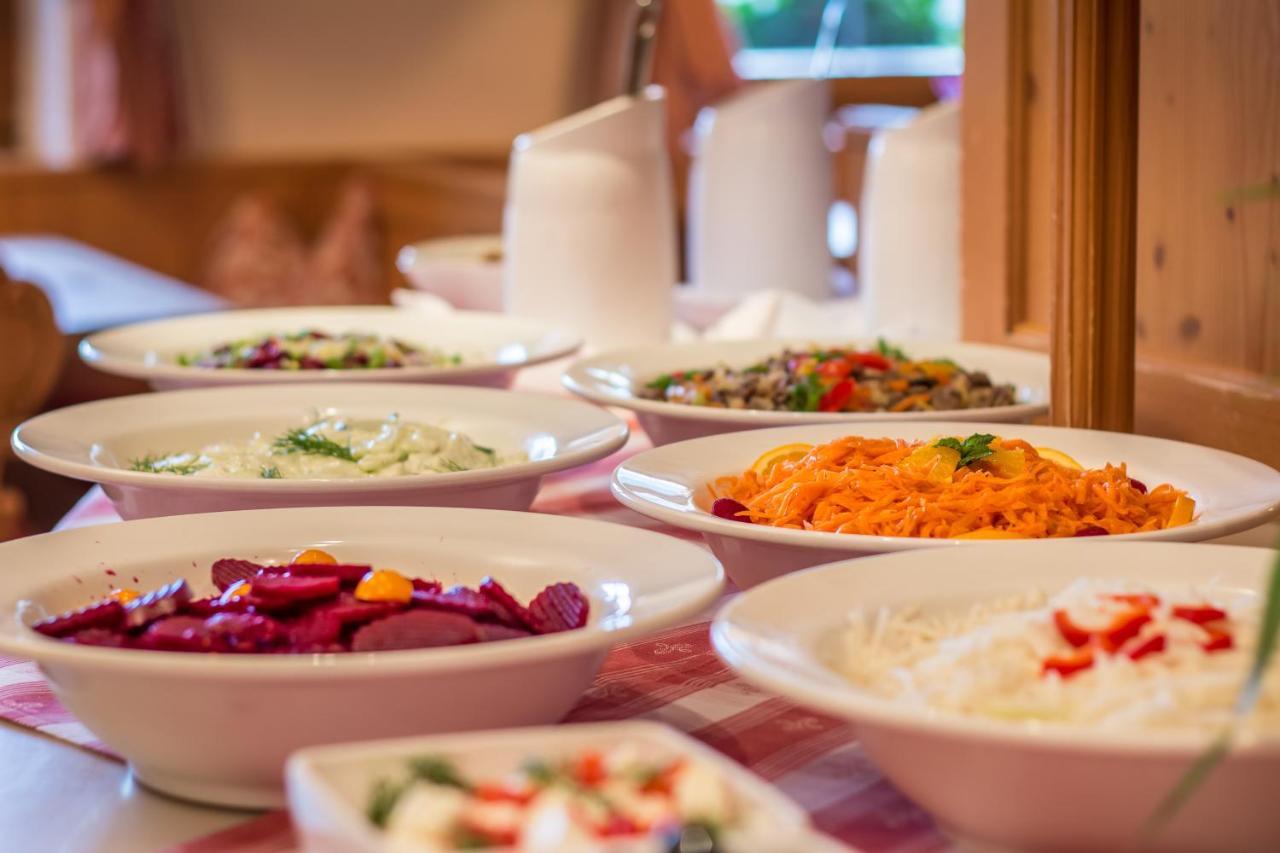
[646,373,676,391]
[271,427,356,461]
[876,337,910,361]
[787,372,826,412]
[409,756,472,791]
[259,465,282,479]
[934,433,997,467]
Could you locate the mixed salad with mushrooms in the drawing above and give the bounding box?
[639,340,1019,413]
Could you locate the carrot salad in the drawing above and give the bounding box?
[711,433,1195,539]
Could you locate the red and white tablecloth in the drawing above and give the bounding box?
[0,376,947,852]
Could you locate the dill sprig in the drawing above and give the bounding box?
[271,427,356,461]
[259,465,282,479]
[129,454,208,476]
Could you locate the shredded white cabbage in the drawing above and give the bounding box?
[836,579,1280,735]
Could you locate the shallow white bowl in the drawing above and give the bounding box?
[564,338,1049,445]
[287,721,823,853]
[79,305,581,391]
[13,382,627,520]
[712,542,1280,852]
[0,507,724,808]
[612,421,1280,587]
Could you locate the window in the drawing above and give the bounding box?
[716,0,964,80]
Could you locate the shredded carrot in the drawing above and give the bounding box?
[712,436,1188,539]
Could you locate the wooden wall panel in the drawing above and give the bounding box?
[1135,0,1280,375]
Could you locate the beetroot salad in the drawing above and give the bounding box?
[29,549,588,654]
[176,330,459,370]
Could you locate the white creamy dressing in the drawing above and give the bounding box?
[136,414,519,479]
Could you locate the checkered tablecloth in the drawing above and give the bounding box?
[1,374,947,852]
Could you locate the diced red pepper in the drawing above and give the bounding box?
[1053,610,1093,648]
[1172,604,1227,625]
[1042,647,1095,678]
[818,379,855,412]
[1107,593,1160,609]
[597,813,641,837]
[1127,633,1166,660]
[1097,608,1152,652]
[474,782,534,804]
[573,750,608,787]
[851,352,892,371]
[817,358,853,380]
[1202,627,1234,653]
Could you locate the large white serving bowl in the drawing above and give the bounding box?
[712,542,1280,852]
[79,305,581,390]
[612,421,1280,588]
[0,507,724,808]
[564,338,1049,445]
[13,382,628,520]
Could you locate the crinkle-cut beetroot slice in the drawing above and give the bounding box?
[288,611,344,647]
[526,583,589,634]
[410,586,497,619]
[250,573,340,604]
[123,580,193,630]
[204,612,286,651]
[211,558,266,592]
[478,622,533,643]
[67,627,129,648]
[412,578,442,594]
[33,598,124,638]
[284,563,372,585]
[351,610,480,651]
[137,616,227,653]
[478,578,534,630]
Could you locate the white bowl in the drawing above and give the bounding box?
[13,382,628,520]
[287,721,821,853]
[563,338,1049,445]
[0,507,724,808]
[79,305,581,391]
[396,236,505,312]
[712,542,1280,852]
[612,421,1280,588]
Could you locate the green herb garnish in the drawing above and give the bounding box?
[271,427,356,461]
[521,758,560,787]
[935,433,996,468]
[742,363,768,374]
[367,778,406,827]
[129,454,208,476]
[1145,542,1280,835]
[409,756,472,791]
[474,444,496,459]
[646,373,676,392]
[441,459,466,472]
[259,465,282,479]
[876,337,910,361]
[787,372,826,412]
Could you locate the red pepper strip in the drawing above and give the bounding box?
[1172,604,1227,625]
[1107,593,1160,609]
[817,358,853,380]
[1127,633,1166,661]
[818,379,855,412]
[1053,610,1093,648]
[573,750,608,787]
[1098,608,1152,652]
[474,782,535,805]
[851,352,893,371]
[1042,647,1095,678]
[1202,627,1234,653]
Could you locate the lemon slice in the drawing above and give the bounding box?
[1167,494,1196,528]
[954,528,1025,540]
[1035,446,1084,471]
[750,442,813,476]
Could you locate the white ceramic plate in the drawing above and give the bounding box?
[612,421,1280,587]
[14,382,628,519]
[564,338,1049,445]
[287,721,825,853]
[79,305,581,390]
[712,542,1280,851]
[0,507,724,808]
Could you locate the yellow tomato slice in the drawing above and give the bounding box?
[1167,495,1196,528]
[954,528,1025,540]
[1035,446,1084,471]
[750,443,814,476]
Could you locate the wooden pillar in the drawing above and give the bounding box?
[1049,0,1140,430]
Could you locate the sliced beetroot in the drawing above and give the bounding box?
[526,583,589,634]
[33,598,124,638]
[204,612,285,651]
[211,558,266,592]
[478,577,534,630]
[122,580,192,630]
[351,610,480,652]
[317,595,406,627]
[288,610,344,647]
[250,573,340,604]
[67,627,129,648]
[478,623,533,643]
[712,498,752,523]
[137,616,226,653]
[411,586,497,619]
[284,562,373,585]
[412,578,443,594]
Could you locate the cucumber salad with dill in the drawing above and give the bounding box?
[129,414,518,479]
